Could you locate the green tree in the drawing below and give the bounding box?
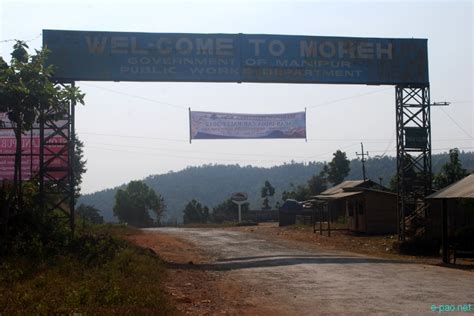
[260,180,275,210]
[389,154,431,193]
[73,134,87,200]
[433,148,468,190]
[327,150,350,185]
[182,199,209,224]
[76,203,104,224]
[281,165,328,202]
[0,41,84,230]
[389,173,398,192]
[211,198,248,223]
[113,181,164,227]
[282,183,311,201]
[307,164,328,195]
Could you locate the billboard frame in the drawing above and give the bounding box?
[43,30,429,86]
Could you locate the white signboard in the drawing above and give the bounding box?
[190,111,306,140]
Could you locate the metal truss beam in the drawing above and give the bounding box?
[38,82,76,233]
[396,85,432,241]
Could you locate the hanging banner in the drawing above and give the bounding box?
[189,111,306,140]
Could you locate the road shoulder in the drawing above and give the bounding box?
[126,230,275,315]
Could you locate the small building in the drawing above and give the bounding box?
[426,174,474,237]
[278,199,313,226]
[426,173,474,263]
[313,180,398,234]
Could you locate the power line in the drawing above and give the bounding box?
[449,100,472,104]
[85,143,474,164]
[308,137,389,142]
[307,138,393,143]
[379,129,396,157]
[306,143,360,159]
[86,141,311,159]
[79,131,473,160]
[434,138,474,142]
[80,131,472,143]
[80,83,393,113]
[86,145,301,164]
[84,139,364,161]
[0,33,42,44]
[80,131,188,143]
[307,87,392,109]
[80,83,188,110]
[364,146,474,153]
[439,107,473,139]
[86,140,368,160]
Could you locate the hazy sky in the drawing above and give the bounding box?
[1,0,473,194]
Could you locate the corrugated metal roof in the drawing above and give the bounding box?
[360,188,397,196]
[313,191,363,200]
[320,180,366,195]
[426,174,474,199]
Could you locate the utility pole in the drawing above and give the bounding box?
[356,142,369,181]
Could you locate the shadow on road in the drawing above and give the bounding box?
[165,254,409,271]
[216,254,359,262]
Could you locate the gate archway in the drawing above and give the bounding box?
[40,30,432,240]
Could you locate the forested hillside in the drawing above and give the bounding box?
[78,152,474,223]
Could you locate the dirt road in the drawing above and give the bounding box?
[142,227,473,315]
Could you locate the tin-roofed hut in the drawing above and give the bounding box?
[426,173,474,263]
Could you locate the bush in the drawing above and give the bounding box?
[0,207,72,260]
[0,225,176,314]
[69,233,127,266]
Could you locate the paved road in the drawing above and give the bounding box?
[147,228,474,315]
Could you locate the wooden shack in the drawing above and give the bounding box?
[426,173,474,263]
[313,180,397,234]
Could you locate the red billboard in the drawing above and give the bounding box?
[0,113,69,181]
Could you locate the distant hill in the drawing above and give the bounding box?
[78,151,474,223]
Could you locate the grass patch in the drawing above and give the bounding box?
[0,225,176,315]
